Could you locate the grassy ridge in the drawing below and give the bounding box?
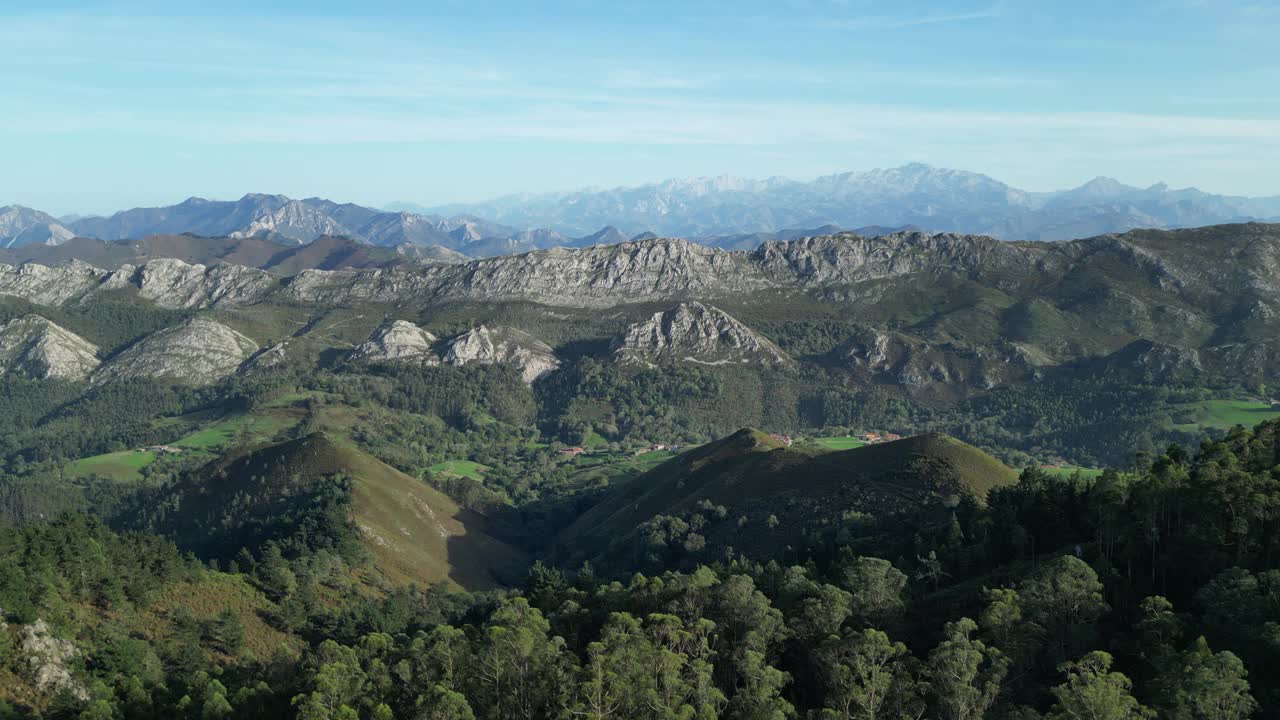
[556,429,1017,566]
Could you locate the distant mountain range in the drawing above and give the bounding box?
[418,163,1280,240]
[5,164,1279,256]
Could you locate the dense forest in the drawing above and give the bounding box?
[2,415,1280,718]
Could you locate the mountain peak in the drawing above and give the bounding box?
[612,302,791,368]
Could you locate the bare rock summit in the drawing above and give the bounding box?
[349,319,440,365]
[613,302,791,367]
[0,314,100,380]
[92,317,259,385]
[442,325,559,383]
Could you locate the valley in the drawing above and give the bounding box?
[1,222,1278,718]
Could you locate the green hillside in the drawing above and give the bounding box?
[134,433,529,590]
[555,428,1016,568]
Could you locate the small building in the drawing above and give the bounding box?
[863,432,881,443]
[769,433,793,447]
[559,446,586,456]
[883,433,901,442]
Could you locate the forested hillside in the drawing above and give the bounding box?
[2,226,1280,717]
[2,417,1280,718]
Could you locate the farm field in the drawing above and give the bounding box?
[427,460,489,480]
[66,450,157,482]
[1042,465,1104,479]
[813,436,869,450]
[1172,399,1280,431]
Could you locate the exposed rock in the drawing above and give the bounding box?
[442,325,559,383]
[0,205,76,247]
[395,243,471,264]
[349,320,440,365]
[242,341,291,371]
[0,315,100,380]
[830,326,1028,389]
[19,620,89,700]
[613,302,791,368]
[229,198,352,243]
[1090,340,1204,383]
[106,258,278,309]
[0,260,108,305]
[92,317,259,385]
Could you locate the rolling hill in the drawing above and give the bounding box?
[134,432,530,590]
[554,428,1017,568]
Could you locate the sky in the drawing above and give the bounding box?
[2,0,1279,215]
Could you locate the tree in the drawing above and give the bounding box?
[835,556,908,629]
[1157,637,1256,720]
[1021,556,1108,660]
[790,584,853,643]
[725,649,793,720]
[255,543,297,600]
[1133,596,1183,673]
[209,609,244,656]
[1046,652,1153,720]
[979,588,1042,674]
[818,627,911,720]
[415,684,476,720]
[927,618,1007,720]
[473,597,570,720]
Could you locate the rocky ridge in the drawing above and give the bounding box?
[0,315,101,380]
[106,258,278,309]
[829,325,1031,389]
[441,325,560,383]
[0,206,76,248]
[91,317,260,385]
[612,302,791,368]
[0,225,1277,320]
[348,320,440,365]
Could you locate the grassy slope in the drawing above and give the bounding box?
[329,436,529,590]
[175,432,529,591]
[61,406,304,483]
[428,460,489,480]
[1043,466,1104,479]
[141,573,304,659]
[66,450,156,482]
[556,429,1017,561]
[1172,399,1280,431]
[814,437,868,450]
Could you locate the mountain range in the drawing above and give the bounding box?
[5,165,1279,259]
[420,163,1280,239]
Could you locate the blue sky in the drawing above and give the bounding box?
[2,0,1279,215]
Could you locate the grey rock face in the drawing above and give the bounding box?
[19,620,89,701]
[92,317,259,385]
[442,325,559,383]
[0,260,109,305]
[0,315,100,380]
[228,198,351,243]
[830,326,1028,389]
[349,320,440,365]
[613,302,791,367]
[0,206,76,248]
[107,258,278,309]
[242,341,291,372]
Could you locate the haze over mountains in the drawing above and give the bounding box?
[4,165,1279,260]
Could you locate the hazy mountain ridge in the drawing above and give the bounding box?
[424,163,1280,239]
[11,164,1279,256]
